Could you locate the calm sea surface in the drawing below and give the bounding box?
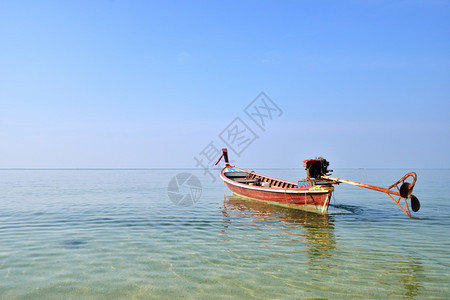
[0,168,449,299]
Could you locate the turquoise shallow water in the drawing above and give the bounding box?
[0,169,449,299]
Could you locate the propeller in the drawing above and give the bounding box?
[399,182,420,212]
[411,195,420,212]
[399,182,412,198]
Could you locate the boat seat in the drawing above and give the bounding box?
[225,172,248,178]
[243,179,258,183]
[233,177,259,183]
[233,178,248,183]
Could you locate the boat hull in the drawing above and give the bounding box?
[220,167,333,213]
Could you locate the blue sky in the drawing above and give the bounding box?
[1,0,449,168]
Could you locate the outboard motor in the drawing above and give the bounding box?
[303,158,332,179]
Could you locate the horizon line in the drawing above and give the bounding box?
[0,167,448,171]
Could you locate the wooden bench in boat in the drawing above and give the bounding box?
[224,171,298,188]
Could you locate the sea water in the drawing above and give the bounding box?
[0,168,449,299]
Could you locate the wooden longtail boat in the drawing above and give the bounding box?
[215,148,421,219]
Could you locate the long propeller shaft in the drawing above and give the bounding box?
[321,173,419,219]
[321,175,401,196]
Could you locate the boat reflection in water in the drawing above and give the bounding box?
[221,194,336,270]
[221,195,425,297]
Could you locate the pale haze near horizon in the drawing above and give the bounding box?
[1,1,449,169]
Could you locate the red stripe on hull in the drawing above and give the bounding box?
[224,181,331,210]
